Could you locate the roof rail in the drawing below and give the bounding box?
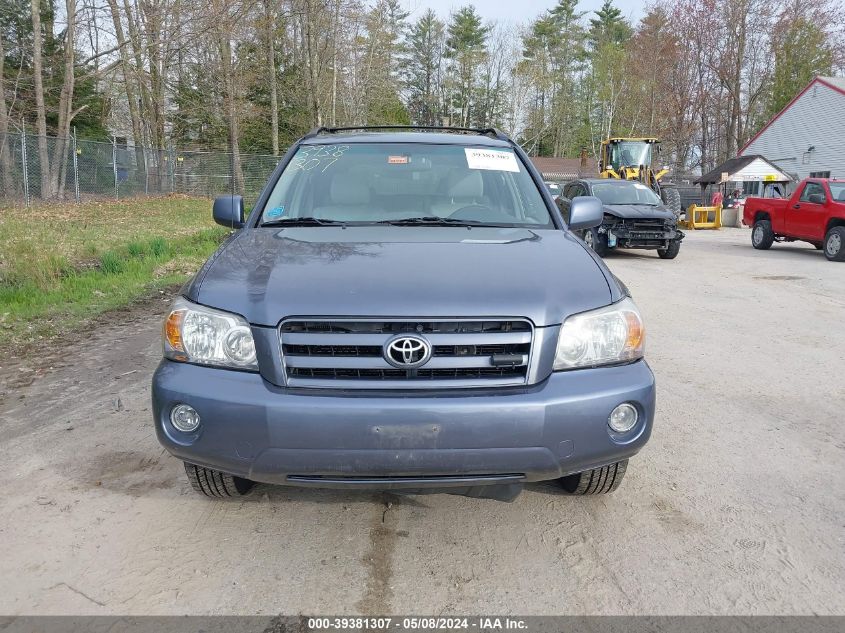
[304,125,511,142]
[302,126,330,139]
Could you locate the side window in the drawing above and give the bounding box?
[799,182,826,203]
[742,181,758,196]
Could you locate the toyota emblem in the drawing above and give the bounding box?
[384,335,432,369]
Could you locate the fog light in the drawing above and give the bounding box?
[170,404,200,432]
[608,403,638,433]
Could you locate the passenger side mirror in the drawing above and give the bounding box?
[567,196,603,231]
[808,193,825,205]
[213,195,245,229]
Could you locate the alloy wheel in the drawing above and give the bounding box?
[828,232,842,256]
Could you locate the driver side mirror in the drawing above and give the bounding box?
[213,195,245,229]
[808,193,825,205]
[568,196,603,231]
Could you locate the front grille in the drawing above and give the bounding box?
[607,218,672,243]
[283,344,384,357]
[288,367,525,380]
[283,343,530,358]
[613,218,670,233]
[280,318,534,389]
[282,320,529,334]
[624,218,666,230]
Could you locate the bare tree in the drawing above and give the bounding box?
[30,0,51,198]
[50,0,79,198]
[264,0,280,154]
[106,0,145,158]
[0,30,15,195]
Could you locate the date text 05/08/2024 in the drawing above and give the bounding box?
[307,617,529,631]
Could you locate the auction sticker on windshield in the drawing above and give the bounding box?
[465,148,520,172]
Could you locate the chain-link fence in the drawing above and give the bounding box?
[0,131,282,207]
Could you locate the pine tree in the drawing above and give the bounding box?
[549,0,588,155]
[766,17,835,118]
[363,0,411,124]
[404,10,446,126]
[589,0,632,48]
[445,6,489,126]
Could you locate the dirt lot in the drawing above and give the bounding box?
[1,228,843,616]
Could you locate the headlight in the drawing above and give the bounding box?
[163,297,258,370]
[553,297,644,370]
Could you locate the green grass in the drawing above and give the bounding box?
[0,196,227,351]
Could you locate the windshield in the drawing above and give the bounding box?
[829,182,845,202]
[260,143,553,227]
[609,141,652,170]
[591,182,663,205]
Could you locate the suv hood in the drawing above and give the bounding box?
[604,203,674,220]
[189,226,612,327]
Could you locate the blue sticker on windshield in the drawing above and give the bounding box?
[266,206,285,219]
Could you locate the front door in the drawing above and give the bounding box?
[787,181,827,240]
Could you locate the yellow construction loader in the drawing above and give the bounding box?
[598,137,682,216]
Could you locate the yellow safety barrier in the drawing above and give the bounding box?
[684,204,722,230]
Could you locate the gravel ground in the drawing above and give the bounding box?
[0,228,843,616]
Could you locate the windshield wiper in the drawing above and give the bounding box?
[261,217,346,227]
[374,216,485,226]
[263,216,502,228]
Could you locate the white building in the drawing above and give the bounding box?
[696,155,792,199]
[740,76,845,181]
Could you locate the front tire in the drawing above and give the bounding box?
[184,462,254,498]
[582,227,609,257]
[752,219,774,250]
[658,240,681,259]
[660,185,682,218]
[560,460,628,495]
[823,226,845,261]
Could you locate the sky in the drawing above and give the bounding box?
[400,0,646,27]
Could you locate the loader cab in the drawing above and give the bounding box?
[600,138,657,173]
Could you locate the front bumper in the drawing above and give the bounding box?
[152,360,655,488]
[601,223,683,249]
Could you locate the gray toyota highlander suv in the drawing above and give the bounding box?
[152,126,655,501]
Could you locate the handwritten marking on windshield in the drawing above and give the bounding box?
[290,145,350,172]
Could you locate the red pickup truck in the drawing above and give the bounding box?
[743,178,845,261]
